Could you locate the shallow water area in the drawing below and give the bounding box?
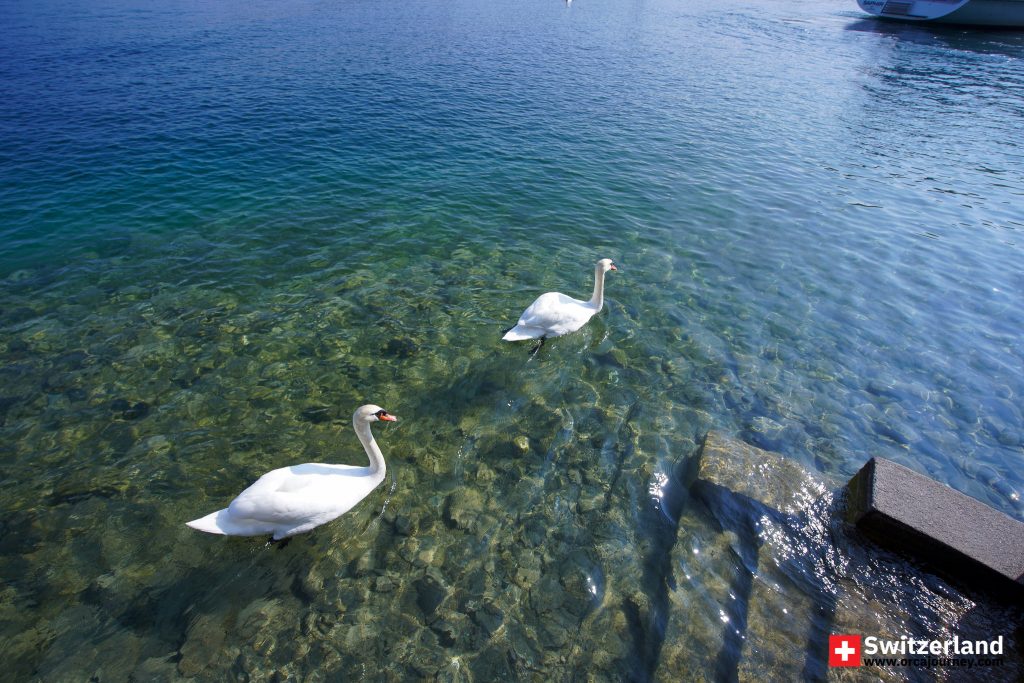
[2,0,1024,680]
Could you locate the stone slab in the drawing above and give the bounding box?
[695,431,831,514]
[846,457,1024,600]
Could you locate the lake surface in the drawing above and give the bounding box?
[2,0,1023,680]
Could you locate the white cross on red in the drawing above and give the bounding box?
[834,639,857,662]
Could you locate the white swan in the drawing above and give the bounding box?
[502,258,618,353]
[186,404,396,540]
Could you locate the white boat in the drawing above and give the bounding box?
[857,0,1024,25]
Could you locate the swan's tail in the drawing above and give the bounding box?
[502,325,543,342]
[185,509,232,535]
[187,508,278,537]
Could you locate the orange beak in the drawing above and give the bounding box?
[379,414,397,422]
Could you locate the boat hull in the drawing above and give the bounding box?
[857,0,1024,25]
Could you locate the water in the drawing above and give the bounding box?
[2,0,1023,679]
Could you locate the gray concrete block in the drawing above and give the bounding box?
[846,457,1024,601]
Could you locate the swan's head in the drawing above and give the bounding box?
[355,404,397,423]
[596,258,617,273]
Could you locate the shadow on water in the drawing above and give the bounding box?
[617,424,704,683]
[844,17,1024,55]
[692,482,831,678]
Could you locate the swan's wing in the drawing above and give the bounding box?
[517,293,579,326]
[228,484,319,527]
[226,465,376,527]
[517,292,596,336]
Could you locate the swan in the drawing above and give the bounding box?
[502,258,618,354]
[186,404,396,540]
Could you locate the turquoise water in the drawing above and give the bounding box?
[2,0,1024,679]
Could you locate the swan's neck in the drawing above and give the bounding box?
[354,419,386,477]
[588,265,606,309]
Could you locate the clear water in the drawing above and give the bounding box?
[2,0,1023,679]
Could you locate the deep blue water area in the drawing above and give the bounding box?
[2,0,1023,679]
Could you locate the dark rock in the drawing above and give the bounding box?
[469,601,503,638]
[122,401,150,420]
[519,517,547,547]
[393,514,415,536]
[171,364,205,389]
[384,338,418,358]
[846,457,1024,601]
[430,614,473,649]
[0,510,42,555]
[431,621,458,648]
[414,575,447,617]
[109,398,150,420]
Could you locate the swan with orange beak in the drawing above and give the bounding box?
[503,258,618,355]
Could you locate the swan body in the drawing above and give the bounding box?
[503,258,617,343]
[186,404,396,540]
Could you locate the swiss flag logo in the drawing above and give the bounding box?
[829,634,861,667]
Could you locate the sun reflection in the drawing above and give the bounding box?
[648,471,669,501]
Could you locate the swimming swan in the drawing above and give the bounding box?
[502,258,617,353]
[186,404,396,540]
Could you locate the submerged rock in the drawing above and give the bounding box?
[384,337,419,358]
[468,600,504,638]
[415,573,448,618]
[691,431,830,514]
[443,489,485,532]
[558,552,604,617]
[674,432,985,681]
[109,398,150,420]
[178,613,227,677]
